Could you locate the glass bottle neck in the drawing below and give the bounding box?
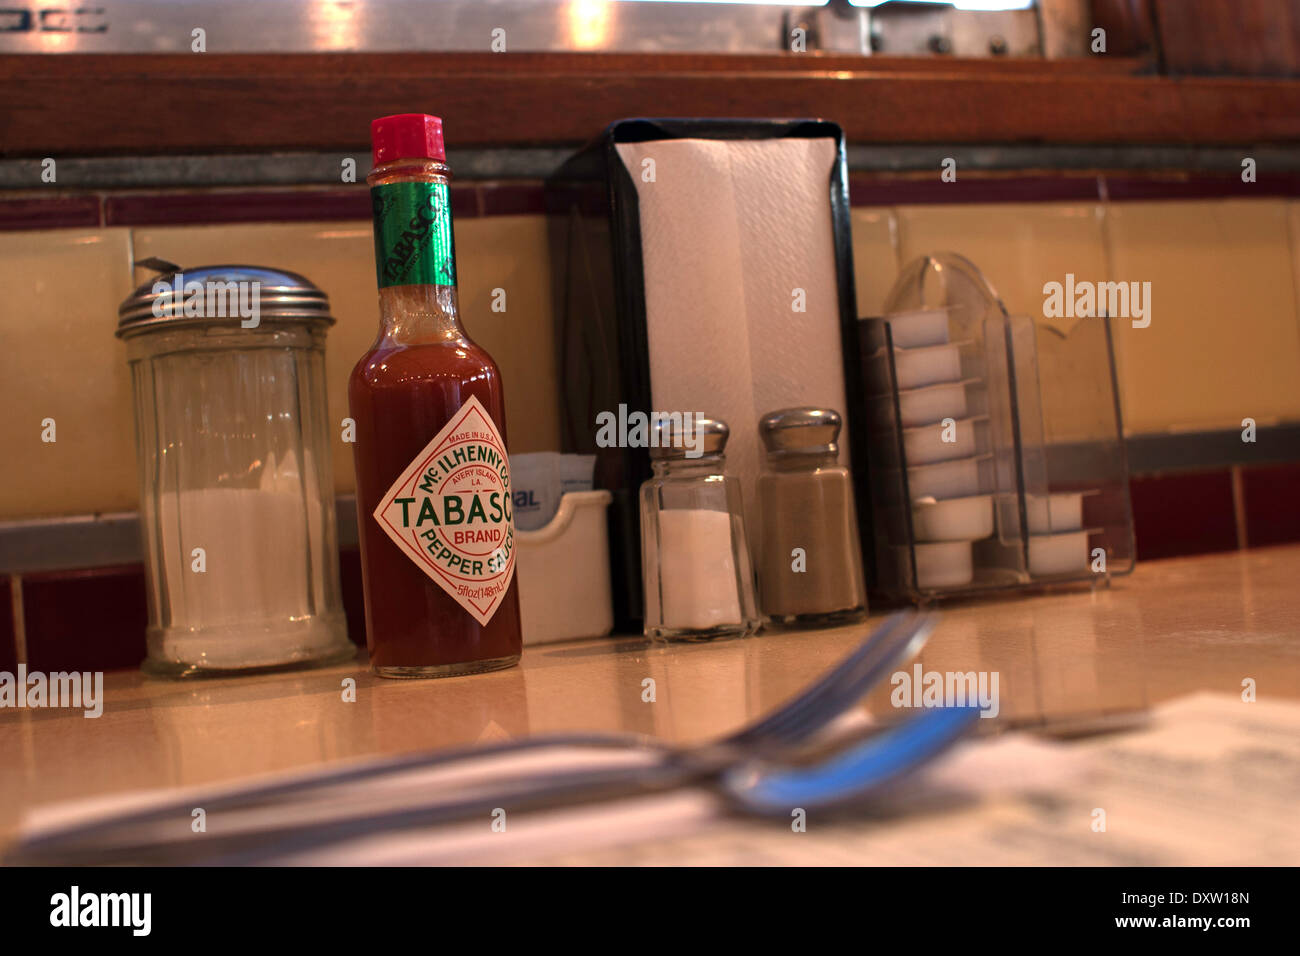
[367,158,464,347]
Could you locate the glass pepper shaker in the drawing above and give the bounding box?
[756,407,867,627]
[639,417,759,641]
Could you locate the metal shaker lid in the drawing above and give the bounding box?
[649,416,729,460]
[116,259,335,338]
[759,407,842,457]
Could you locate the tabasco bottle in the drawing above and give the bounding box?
[349,113,522,678]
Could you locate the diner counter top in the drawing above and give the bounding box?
[3,545,1299,859]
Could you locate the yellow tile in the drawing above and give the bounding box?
[895,202,1109,325]
[0,229,136,519]
[1107,200,1300,433]
[849,207,898,318]
[453,215,561,455]
[133,217,562,499]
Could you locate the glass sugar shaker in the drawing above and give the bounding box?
[117,261,355,675]
[639,417,759,641]
[756,407,867,627]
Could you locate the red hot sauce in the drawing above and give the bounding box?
[348,113,522,678]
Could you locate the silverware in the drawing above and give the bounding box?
[724,702,980,815]
[11,611,940,865]
[205,703,981,865]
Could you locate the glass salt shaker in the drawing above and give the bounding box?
[639,417,759,641]
[756,407,867,627]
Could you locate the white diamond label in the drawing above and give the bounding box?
[372,395,515,625]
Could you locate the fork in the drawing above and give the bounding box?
[10,610,938,865]
[203,703,982,865]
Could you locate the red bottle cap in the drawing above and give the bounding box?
[370,113,446,167]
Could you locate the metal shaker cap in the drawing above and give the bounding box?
[116,260,334,338]
[759,407,842,457]
[649,416,729,460]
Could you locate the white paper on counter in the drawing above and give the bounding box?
[528,693,1300,866]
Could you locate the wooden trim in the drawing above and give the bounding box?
[1154,0,1300,78]
[1089,0,1159,59]
[4,52,1300,156]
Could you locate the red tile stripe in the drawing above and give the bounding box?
[105,189,370,227]
[1129,470,1239,562]
[1102,173,1300,201]
[849,175,1103,206]
[1240,461,1300,549]
[848,172,1300,207]
[0,577,16,673]
[20,564,147,672]
[0,196,101,231]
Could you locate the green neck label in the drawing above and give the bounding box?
[370,181,457,288]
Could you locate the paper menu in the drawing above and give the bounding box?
[529,693,1300,866]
